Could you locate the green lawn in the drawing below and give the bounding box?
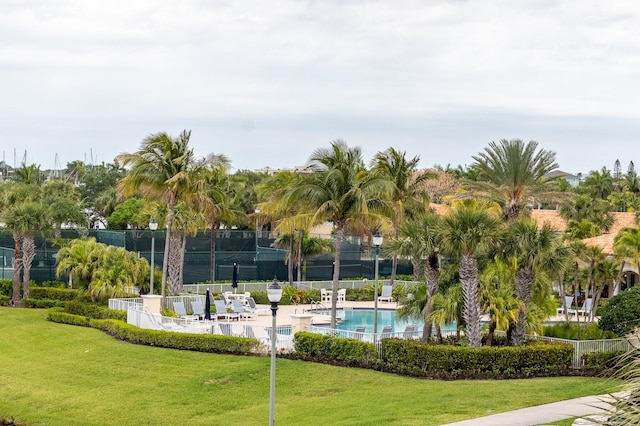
[0,307,620,426]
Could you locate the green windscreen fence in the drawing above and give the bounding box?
[0,229,410,284]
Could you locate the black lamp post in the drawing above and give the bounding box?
[149,218,158,295]
[372,231,383,335]
[267,276,282,426]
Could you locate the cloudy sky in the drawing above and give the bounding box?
[1,0,639,175]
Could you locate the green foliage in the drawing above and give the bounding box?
[0,295,9,306]
[282,285,308,304]
[106,197,145,230]
[382,339,574,379]
[598,287,640,335]
[28,287,81,301]
[581,351,626,372]
[544,322,619,340]
[47,309,262,355]
[293,332,380,368]
[62,301,127,321]
[0,279,11,297]
[21,298,65,308]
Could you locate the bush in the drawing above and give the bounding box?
[0,295,10,306]
[47,309,262,355]
[382,338,573,379]
[29,287,81,301]
[293,332,379,368]
[582,351,627,373]
[0,279,11,297]
[63,301,127,321]
[21,298,66,309]
[598,287,640,335]
[544,322,618,340]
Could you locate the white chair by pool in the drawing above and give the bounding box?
[378,285,393,303]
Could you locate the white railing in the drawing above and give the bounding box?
[122,303,295,353]
[527,335,633,368]
[109,298,143,311]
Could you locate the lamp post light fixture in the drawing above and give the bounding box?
[149,218,158,295]
[372,231,383,335]
[267,276,283,426]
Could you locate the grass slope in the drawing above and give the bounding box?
[0,307,618,426]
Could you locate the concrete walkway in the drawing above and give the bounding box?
[441,394,617,425]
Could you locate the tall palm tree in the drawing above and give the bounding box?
[439,200,502,347]
[117,130,202,300]
[387,212,442,341]
[470,139,560,220]
[55,237,105,301]
[371,147,434,284]
[505,219,565,346]
[286,140,390,327]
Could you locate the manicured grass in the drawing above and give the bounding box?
[0,307,620,426]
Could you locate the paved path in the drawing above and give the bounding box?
[441,394,616,426]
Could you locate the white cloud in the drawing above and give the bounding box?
[1,0,639,173]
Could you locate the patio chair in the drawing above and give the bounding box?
[568,298,593,318]
[353,326,366,340]
[173,301,197,320]
[232,299,257,320]
[337,289,346,303]
[556,296,575,315]
[320,288,331,303]
[402,325,417,339]
[375,325,393,343]
[219,322,235,336]
[243,324,257,339]
[378,285,393,303]
[191,300,205,320]
[219,293,231,308]
[214,299,239,321]
[246,297,269,316]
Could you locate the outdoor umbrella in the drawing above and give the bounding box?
[204,289,211,320]
[232,263,238,293]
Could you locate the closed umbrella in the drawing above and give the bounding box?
[205,289,211,320]
[232,263,239,293]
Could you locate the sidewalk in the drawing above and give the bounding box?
[441,394,616,426]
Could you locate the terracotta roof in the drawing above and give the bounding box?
[529,209,567,232]
[581,212,638,255]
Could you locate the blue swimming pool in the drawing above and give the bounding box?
[317,308,457,334]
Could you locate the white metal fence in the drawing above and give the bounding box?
[183,279,420,294]
[527,335,632,368]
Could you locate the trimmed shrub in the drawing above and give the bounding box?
[63,301,127,321]
[21,298,65,309]
[294,332,379,368]
[29,287,81,301]
[47,308,262,355]
[0,279,11,297]
[582,351,627,373]
[0,295,10,306]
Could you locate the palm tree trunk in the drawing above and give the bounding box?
[288,231,294,285]
[297,229,303,284]
[460,253,482,347]
[179,233,187,290]
[613,260,625,295]
[168,232,182,295]
[512,268,535,346]
[421,255,439,342]
[486,321,497,346]
[330,227,344,328]
[21,235,36,299]
[161,200,176,299]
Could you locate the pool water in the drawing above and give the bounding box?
[318,309,457,333]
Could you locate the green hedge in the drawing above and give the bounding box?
[293,332,380,368]
[294,333,575,379]
[582,351,627,373]
[0,295,10,306]
[381,338,573,379]
[47,309,262,355]
[29,287,81,301]
[63,301,127,321]
[21,298,66,309]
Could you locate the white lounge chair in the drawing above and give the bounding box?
[320,288,331,303]
[214,299,239,321]
[191,300,205,319]
[337,289,346,303]
[173,301,197,320]
[378,285,393,303]
[246,297,269,316]
[353,326,366,340]
[403,325,417,339]
[232,299,257,320]
[556,296,575,315]
[568,298,593,318]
